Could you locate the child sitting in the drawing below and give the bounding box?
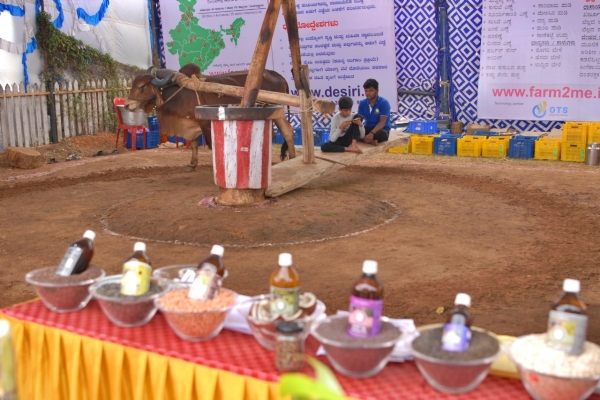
[321,96,364,154]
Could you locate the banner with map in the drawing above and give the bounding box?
[159,0,397,110]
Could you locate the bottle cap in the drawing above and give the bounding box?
[210,245,224,257]
[455,293,471,307]
[133,242,146,252]
[279,253,292,267]
[563,279,580,293]
[362,260,378,275]
[276,320,304,334]
[83,230,96,241]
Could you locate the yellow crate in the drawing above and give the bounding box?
[562,122,589,144]
[561,142,586,162]
[534,138,561,160]
[410,135,439,155]
[457,135,484,157]
[589,122,600,144]
[481,136,510,158]
[387,144,410,153]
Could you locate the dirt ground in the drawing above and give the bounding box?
[1,132,599,343]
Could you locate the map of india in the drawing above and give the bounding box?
[167,0,245,72]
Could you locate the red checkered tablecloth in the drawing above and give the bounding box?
[3,300,598,400]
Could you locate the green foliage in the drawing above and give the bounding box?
[36,12,118,85]
[280,356,345,400]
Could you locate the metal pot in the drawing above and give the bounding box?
[586,142,599,166]
[118,105,147,126]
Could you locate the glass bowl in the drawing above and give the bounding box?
[152,264,228,288]
[156,288,236,342]
[25,266,105,312]
[237,294,326,350]
[311,315,401,378]
[507,335,600,400]
[89,275,169,327]
[410,324,503,394]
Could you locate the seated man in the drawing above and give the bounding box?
[357,78,392,145]
[321,96,364,154]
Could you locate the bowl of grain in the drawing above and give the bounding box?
[25,266,105,312]
[89,275,169,327]
[156,288,236,341]
[311,315,402,378]
[507,334,600,400]
[152,264,228,289]
[409,324,502,394]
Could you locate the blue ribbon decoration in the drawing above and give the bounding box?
[147,0,153,54]
[22,37,37,89]
[53,0,64,28]
[76,0,109,26]
[0,3,25,16]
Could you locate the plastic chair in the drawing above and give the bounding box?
[114,97,148,151]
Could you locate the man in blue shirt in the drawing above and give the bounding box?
[357,79,392,145]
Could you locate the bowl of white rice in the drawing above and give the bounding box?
[507,334,600,400]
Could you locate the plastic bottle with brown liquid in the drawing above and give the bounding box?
[120,242,152,296]
[547,278,587,355]
[270,253,301,318]
[55,230,96,276]
[347,260,384,338]
[197,244,226,278]
[441,293,473,352]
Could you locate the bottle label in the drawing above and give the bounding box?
[55,247,83,276]
[188,270,220,300]
[347,296,383,338]
[441,323,472,352]
[547,310,588,355]
[120,260,151,295]
[199,262,217,274]
[270,286,300,317]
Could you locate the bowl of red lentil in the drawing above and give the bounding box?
[238,294,326,351]
[507,334,600,400]
[156,288,236,341]
[25,266,105,313]
[89,275,170,327]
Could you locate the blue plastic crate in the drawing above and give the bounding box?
[293,126,302,145]
[313,128,330,146]
[273,129,285,144]
[147,116,159,132]
[438,128,450,135]
[407,120,438,134]
[508,136,536,159]
[433,134,458,156]
[473,130,492,136]
[126,129,159,149]
[168,136,187,144]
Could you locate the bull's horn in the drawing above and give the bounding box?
[152,72,175,88]
[146,66,154,73]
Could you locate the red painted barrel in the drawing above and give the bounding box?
[211,119,272,189]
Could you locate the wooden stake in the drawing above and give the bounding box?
[299,65,315,164]
[241,0,282,108]
[282,0,304,93]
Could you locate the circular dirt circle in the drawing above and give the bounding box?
[102,188,400,248]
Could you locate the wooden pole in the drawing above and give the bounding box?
[281,0,304,93]
[240,0,282,108]
[40,1,59,144]
[299,65,315,164]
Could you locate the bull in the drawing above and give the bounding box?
[124,63,294,171]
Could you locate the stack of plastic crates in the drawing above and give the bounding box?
[126,130,160,149]
[561,122,588,162]
[313,128,330,146]
[588,122,600,145]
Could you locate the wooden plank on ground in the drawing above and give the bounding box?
[266,130,410,198]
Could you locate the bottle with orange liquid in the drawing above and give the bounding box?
[270,253,301,318]
[547,278,587,355]
[347,260,384,338]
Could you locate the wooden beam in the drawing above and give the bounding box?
[266,130,410,198]
[299,65,315,164]
[241,0,282,107]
